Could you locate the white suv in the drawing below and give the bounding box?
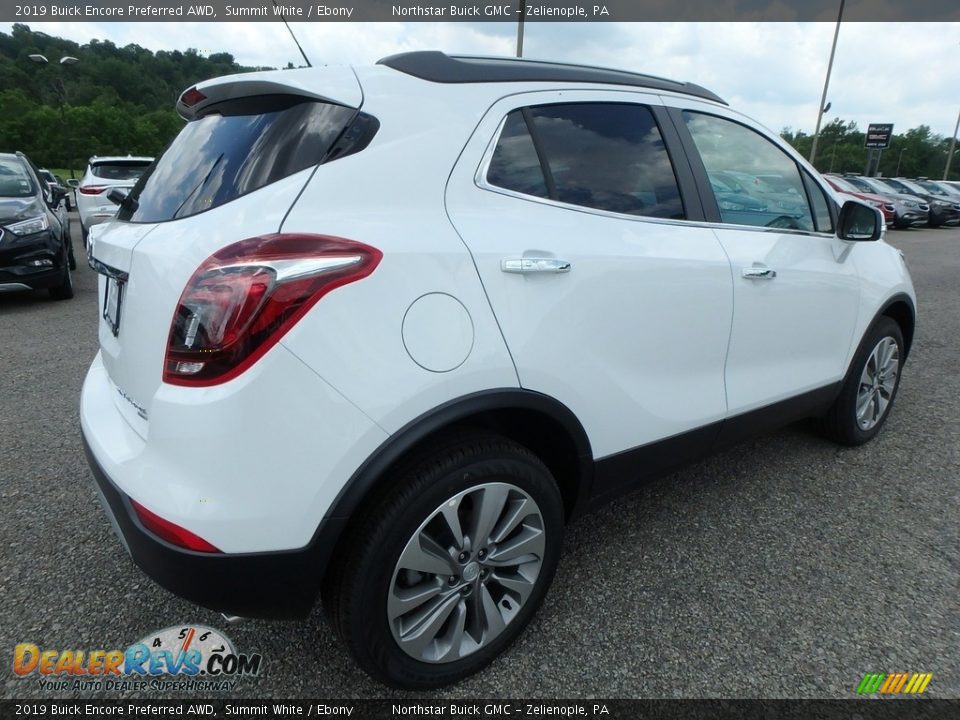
[75,155,153,244]
[81,52,915,689]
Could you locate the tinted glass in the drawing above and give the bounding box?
[528,103,684,218]
[893,178,929,195]
[802,170,834,232]
[865,178,902,195]
[91,162,151,181]
[486,111,549,199]
[684,112,814,231]
[0,158,36,198]
[120,97,356,223]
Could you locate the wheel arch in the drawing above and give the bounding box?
[879,293,915,359]
[322,389,594,543]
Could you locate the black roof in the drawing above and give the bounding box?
[377,51,726,105]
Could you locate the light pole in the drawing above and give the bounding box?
[809,0,846,165]
[29,54,79,103]
[516,0,526,57]
[895,148,906,177]
[944,107,960,181]
[28,53,79,174]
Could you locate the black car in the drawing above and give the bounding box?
[0,152,75,299]
[879,177,960,228]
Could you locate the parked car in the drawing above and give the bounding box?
[0,151,75,299]
[823,175,895,226]
[76,155,153,244]
[840,175,930,228]
[878,177,960,227]
[81,52,916,689]
[38,168,72,210]
[914,178,960,202]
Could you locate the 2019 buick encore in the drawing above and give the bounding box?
[81,52,916,688]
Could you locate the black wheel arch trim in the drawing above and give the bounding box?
[322,388,595,526]
[875,292,916,359]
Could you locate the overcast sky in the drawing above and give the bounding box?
[7,21,960,138]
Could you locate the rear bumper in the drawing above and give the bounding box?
[82,429,344,619]
[79,344,388,618]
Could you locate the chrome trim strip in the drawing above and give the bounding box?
[88,255,129,282]
[216,256,363,283]
[0,282,33,292]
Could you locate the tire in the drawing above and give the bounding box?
[65,225,77,271]
[821,317,904,446]
[49,249,74,300]
[324,431,564,689]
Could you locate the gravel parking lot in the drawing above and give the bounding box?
[1,215,957,699]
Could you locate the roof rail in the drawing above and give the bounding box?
[377,51,726,105]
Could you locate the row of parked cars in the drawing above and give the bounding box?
[0,153,153,300]
[826,174,960,229]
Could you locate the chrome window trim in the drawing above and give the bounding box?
[473,111,837,241]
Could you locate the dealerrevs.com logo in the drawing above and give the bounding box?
[13,625,263,692]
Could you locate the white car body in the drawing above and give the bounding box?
[75,156,153,239]
[80,53,916,685]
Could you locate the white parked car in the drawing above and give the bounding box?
[81,52,916,689]
[75,155,153,244]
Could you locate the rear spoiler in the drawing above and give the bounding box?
[176,66,362,120]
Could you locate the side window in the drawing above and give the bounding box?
[486,111,550,199]
[486,102,685,220]
[801,170,834,233]
[683,111,815,232]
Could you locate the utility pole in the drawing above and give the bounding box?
[809,0,846,166]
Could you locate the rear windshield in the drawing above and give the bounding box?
[91,162,151,181]
[0,158,36,198]
[119,96,359,224]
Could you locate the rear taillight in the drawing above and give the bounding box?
[79,185,106,195]
[163,233,381,386]
[131,499,220,553]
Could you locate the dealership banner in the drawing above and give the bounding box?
[2,0,959,23]
[2,700,959,719]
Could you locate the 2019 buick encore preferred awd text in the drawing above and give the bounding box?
[81,52,916,689]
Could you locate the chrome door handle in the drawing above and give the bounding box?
[501,258,571,274]
[742,266,777,280]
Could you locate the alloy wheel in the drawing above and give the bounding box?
[856,336,900,431]
[388,482,546,663]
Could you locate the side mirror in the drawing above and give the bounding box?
[66,179,79,189]
[106,187,128,206]
[838,200,881,241]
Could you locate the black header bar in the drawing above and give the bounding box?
[2,0,959,23]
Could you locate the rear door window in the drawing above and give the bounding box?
[119,96,360,223]
[486,102,685,220]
